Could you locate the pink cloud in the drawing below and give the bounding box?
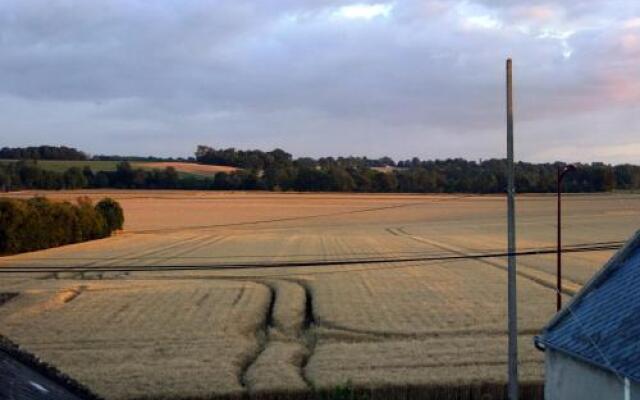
[620,33,640,53]
[623,17,640,29]
[522,5,558,22]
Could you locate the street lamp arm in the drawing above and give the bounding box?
[559,164,577,181]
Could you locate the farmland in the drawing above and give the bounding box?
[0,190,638,399]
[0,159,123,173]
[0,159,235,178]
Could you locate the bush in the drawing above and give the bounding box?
[95,197,124,231]
[0,196,124,255]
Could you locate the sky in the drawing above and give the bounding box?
[1,1,639,163]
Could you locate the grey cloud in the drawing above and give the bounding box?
[0,0,638,162]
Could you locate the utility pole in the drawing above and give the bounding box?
[556,164,576,311]
[506,58,518,400]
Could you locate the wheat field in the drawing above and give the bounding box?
[0,190,638,399]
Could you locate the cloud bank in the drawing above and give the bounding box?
[0,1,638,162]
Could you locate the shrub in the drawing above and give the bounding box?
[95,197,124,231]
[76,197,108,240]
[0,198,30,254]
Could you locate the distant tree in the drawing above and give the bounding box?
[263,166,296,190]
[93,171,110,188]
[294,157,318,169]
[63,167,87,189]
[294,167,331,191]
[0,169,10,192]
[163,167,179,188]
[212,172,232,190]
[95,198,124,231]
[76,197,108,240]
[615,164,640,190]
[327,167,356,192]
[114,162,135,188]
[82,166,94,182]
[372,171,397,192]
[348,167,374,192]
[0,145,87,160]
[195,145,293,170]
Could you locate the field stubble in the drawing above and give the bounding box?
[0,191,638,399]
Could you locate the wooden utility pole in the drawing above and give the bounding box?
[557,167,562,312]
[556,164,576,311]
[506,58,519,400]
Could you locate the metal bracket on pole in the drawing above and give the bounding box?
[506,58,519,400]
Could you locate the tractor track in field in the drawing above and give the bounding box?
[390,227,585,295]
[238,281,276,391]
[238,278,317,393]
[41,233,209,279]
[49,234,228,280]
[283,279,317,390]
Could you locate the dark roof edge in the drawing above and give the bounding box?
[541,229,640,335]
[540,342,638,384]
[0,334,102,400]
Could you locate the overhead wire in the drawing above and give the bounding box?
[0,241,622,274]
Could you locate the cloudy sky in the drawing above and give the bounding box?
[1,1,639,163]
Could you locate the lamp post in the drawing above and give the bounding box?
[557,164,576,312]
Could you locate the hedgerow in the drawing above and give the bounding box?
[0,196,124,255]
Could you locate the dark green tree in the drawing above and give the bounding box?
[95,198,124,231]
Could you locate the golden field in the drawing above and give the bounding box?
[0,190,638,399]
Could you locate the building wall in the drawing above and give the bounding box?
[545,349,639,400]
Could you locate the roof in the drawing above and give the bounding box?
[537,230,640,383]
[0,335,100,399]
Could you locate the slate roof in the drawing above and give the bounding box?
[537,230,640,383]
[0,334,100,400]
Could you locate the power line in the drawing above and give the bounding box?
[0,242,621,274]
[1,240,623,262]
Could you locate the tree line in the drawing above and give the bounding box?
[0,161,183,191]
[196,146,640,193]
[1,145,639,193]
[2,157,639,193]
[195,145,394,170]
[1,145,192,162]
[91,155,194,162]
[0,196,124,255]
[0,146,88,160]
